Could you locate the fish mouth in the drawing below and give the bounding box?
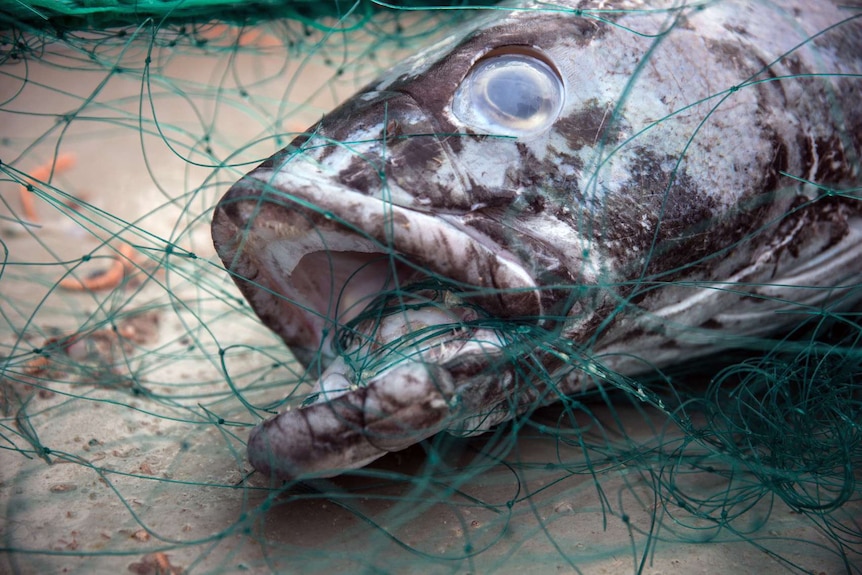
[213,163,542,363]
[212,159,542,478]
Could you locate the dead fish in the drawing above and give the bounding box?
[212,0,862,479]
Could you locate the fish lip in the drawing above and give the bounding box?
[212,161,542,365]
[245,360,456,479]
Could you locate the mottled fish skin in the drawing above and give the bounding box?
[212,0,862,479]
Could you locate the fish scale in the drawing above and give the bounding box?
[212,0,862,479]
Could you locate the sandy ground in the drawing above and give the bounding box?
[1,16,859,575]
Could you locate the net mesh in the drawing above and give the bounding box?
[1,1,860,573]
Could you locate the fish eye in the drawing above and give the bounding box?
[451,47,564,138]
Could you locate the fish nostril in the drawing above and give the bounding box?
[385,119,403,138]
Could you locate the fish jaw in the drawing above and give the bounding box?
[245,316,522,479]
[241,282,527,479]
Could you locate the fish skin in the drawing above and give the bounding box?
[212,0,862,479]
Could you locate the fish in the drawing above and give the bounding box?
[211,0,862,480]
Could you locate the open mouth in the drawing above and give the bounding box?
[211,159,542,478]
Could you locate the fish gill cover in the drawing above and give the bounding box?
[0,1,861,574]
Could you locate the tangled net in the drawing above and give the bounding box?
[1,1,860,573]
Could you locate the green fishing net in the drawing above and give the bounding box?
[1,1,860,574]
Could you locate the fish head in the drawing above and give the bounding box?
[213,7,594,477]
[212,1,862,478]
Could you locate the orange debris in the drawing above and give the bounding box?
[19,153,76,223]
[58,244,139,292]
